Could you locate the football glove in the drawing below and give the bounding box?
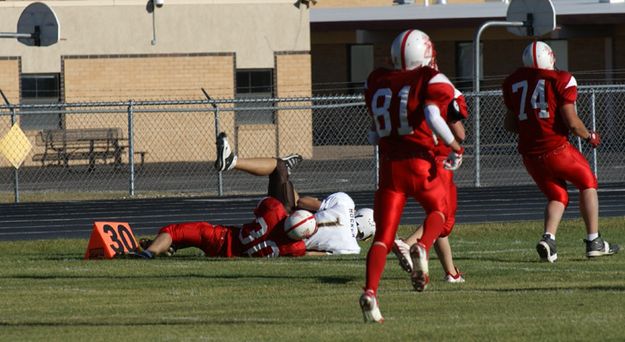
[367,130,380,145]
[586,131,600,148]
[444,147,464,171]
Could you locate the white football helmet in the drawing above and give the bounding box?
[522,41,555,70]
[391,29,437,71]
[354,208,376,241]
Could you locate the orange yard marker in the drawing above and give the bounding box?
[84,222,140,259]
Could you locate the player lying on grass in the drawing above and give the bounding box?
[502,41,619,262]
[214,132,375,256]
[135,196,311,258]
[133,133,376,258]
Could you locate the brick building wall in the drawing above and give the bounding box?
[61,54,236,164]
[275,52,313,159]
[0,58,21,168]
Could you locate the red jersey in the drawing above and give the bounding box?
[365,67,455,159]
[233,197,306,257]
[159,197,306,258]
[502,67,577,155]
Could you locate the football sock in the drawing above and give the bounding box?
[587,233,599,241]
[364,243,388,294]
[544,233,555,240]
[419,213,445,251]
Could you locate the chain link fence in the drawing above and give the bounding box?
[1,85,624,202]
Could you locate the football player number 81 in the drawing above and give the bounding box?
[371,86,413,137]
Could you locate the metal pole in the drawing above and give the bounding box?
[591,90,598,177]
[215,106,223,196]
[10,107,19,203]
[473,20,525,187]
[0,33,32,39]
[201,88,222,196]
[374,145,379,189]
[151,4,157,45]
[127,100,135,196]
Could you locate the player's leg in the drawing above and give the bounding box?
[360,188,405,323]
[400,157,447,292]
[434,166,463,281]
[235,158,278,176]
[523,154,567,262]
[145,232,173,257]
[409,211,445,292]
[267,158,297,212]
[434,237,464,283]
[215,132,302,175]
[554,145,620,257]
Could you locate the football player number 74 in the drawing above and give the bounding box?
[512,79,549,121]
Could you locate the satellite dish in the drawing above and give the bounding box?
[506,0,555,37]
[17,2,60,46]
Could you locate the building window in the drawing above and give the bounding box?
[235,69,274,125]
[349,44,374,92]
[455,42,483,91]
[20,73,62,131]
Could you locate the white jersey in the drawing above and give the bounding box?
[304,192,361,255]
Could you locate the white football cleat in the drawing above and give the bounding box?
[443,267,465,283]
[359,290,384,324]
[214,132,237,172]
[392,239,413,273]
[410,242,430,292]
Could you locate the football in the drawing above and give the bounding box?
[284,209,317,240]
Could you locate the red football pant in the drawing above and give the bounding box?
[522,143,598,207]
[365,155,448,294]
[159,222,231,257]
[436,157,457,237]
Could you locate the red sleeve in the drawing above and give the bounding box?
[278,241,307,257]
[448,90,468,122]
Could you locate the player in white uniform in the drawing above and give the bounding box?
[299,192,371,255]
[214,133,375,255]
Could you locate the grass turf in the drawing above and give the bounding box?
[0,218,624,341]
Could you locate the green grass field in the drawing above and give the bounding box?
[1,218,624,341]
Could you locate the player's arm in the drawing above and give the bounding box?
[560,104,590,139]
[449,120,465,143]
[504,109,519,134]
[560,104,600,147]
[297,196,322,212]
[424,102,463,154]
[305,250,332,256]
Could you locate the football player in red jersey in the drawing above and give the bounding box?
[392,89,468,284]
[359,29,465,323]
[135,196,308,258]
[502,41,619,263]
